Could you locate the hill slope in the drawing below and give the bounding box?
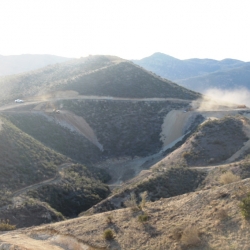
[0,55,199,104]
[2,178,250,249]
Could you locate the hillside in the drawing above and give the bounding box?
[0,54,71,76]
[81,114,250,215]
[2,54,250,249]
[2,177,250,249]
[0,116,67,204]
[0,55,199,104]
[0,116,111,227]
[177,64,250,93]
[133,52,247,81]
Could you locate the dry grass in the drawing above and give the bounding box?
[105,214,113,224]
[219,171,241,185]
[140,191,148,209]
[172,227,183,240]
[216,208,228,221]
[3,178,250,249]
[124,192,139,211]
[181,225,201,247]
[0,220,16,231]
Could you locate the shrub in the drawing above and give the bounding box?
[216,208,228,221]
[103,228,115,240]
[172,227,183,240]
[124,192,138,210]
[138,213,149,223]
[239,194,250,219]
[140,191,148,209]
[181,225,201,246]
[219,171,240,185]
[182,151,192,159]
[105,215,113,224]
[0,219,16,231]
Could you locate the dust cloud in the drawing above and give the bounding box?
[192,88,250,111]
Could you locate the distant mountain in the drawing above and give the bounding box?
[0,55,200,103]
[177,64,250,93]
[0,54,71,76]
[133,52,247,81]
[133,52,250,93]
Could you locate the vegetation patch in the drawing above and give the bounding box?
[0,117,67,207]
[181,225,201,247]
[27,164,111,217]
[219,171,241,185]
[138,213,149,223]
[0,219,16,231]
[240,193,250,219]
[103,228,115,240]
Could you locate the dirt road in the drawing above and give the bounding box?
[0,163,73,211]
[0,95,191,112]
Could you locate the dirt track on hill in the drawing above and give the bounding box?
[0,163,73,211]
[0,95,191,112]
[12,163,72,198]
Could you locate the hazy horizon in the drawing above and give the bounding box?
[1,0,250,61]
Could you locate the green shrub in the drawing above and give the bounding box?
[240,194,250,219]
[138,213,149,223]
[103,228,115,240]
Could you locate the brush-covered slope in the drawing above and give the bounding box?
[0,55,199,104]
[157,116,248,168]
[5,112,103,165]
[0,54,71,76]
[0,116,67,206]
[4,178,250,250]
[27,164,111,218]
[133,52,247,81]
[0,116,111,227]
[177,64,250,93]
[83,166,206,215]
[5,100,190,160]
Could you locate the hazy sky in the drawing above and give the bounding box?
[0,0,249,61]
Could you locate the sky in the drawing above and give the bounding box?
[0,0,250,61]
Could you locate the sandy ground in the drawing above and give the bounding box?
[0,232,94,250]
[53,110,103,151]
[160,110,194,147]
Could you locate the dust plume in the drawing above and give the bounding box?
[192,88,250,111]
